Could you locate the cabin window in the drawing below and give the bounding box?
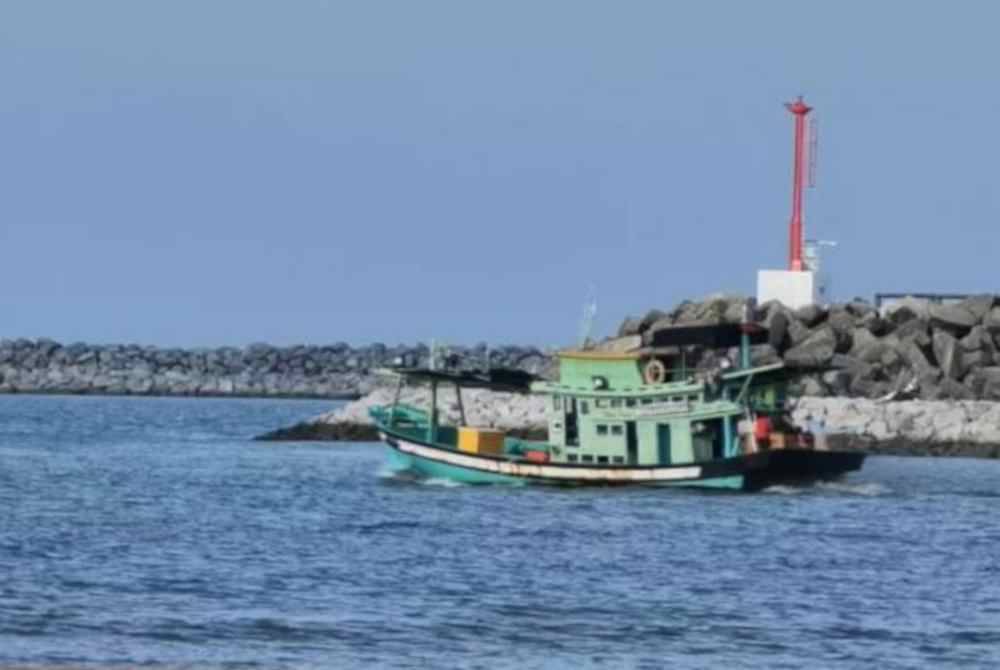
[610,399,622,408]
[641,398,653,405]
[672,396,682,403]
[580,401,589,415]
[581,455,594,463]
[626,398,637,407]
[688,395,698,403]
[612,456,625,464]
[567,454,578,463]
[611,425,623,436]
[596,424,608,436]
[595,398,606,408]
[597,456,609,464]
[553,396,562,411]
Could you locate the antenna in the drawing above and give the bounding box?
[577,286,598,348]
[808,117,819,189]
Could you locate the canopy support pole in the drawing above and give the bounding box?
[428,380,438,443]
[390,373,403,427]
[455,383,467,427]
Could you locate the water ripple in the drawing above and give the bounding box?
[0,397,998,669]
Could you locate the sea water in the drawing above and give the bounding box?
[1,395,998,669]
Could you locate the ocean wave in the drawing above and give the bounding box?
[815,480,891,496]
[763,481,890,497]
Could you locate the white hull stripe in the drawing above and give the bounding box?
[390,436,703,482]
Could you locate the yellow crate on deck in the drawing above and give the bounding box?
[458,427,505,456]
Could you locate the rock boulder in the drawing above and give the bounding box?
[784,326,836,369]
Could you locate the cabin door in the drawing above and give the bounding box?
[565,398,579,446]
[657,424,672,465]
[626,421,638,465]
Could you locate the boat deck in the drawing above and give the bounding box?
[369,404,548,460]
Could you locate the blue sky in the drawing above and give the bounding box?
[1,2,998,346]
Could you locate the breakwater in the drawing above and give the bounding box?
[0,339,552,399]
[8,292,1000,405]
[620,293,1000,401]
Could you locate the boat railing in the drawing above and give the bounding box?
[369,403,428,428]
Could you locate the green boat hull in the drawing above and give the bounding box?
[385,446,525,485]
[379,430,863,490]
[384,442,747,489]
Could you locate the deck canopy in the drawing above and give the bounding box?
[389,367,539,393]
[645,323,768,349]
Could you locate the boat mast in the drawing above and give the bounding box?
[390,372,404,427]
[428,379,438,443]
[455,384,467,427]
[739,300,753,369]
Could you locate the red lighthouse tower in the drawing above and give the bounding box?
[786,96,812,271]
[756,96,820,310]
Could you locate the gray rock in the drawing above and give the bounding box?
[784,326,836,368]
[978,367,1000,400]
[932,329,964,380]
[880,346,904,372]
[883,296,930,325]
[826,308,855,353]
[900,339,934,376]
[829,353,871,375]
[917,369,944,401]
[670,296,738,326]
[846,300,876,319]
[787,318,813,347]
[36,338,60,357]
[822,369,852,395]
[849,376,890,399]
[794,304,827,328]
[638,309,669,333]
[722,298,753,325]
[961,348,993,372]
[984,307,1000,334]
[932,378,974,401]
[799,375,826,397]
[961,325,992,352]
[849,329,883,362]
[766,309,790,352]
[858,311,889,336]
[749,344,781,366]
[126,377,153,394]
[929,302,979,333]
[893,319,932,348]
[617,317,642,337]
[959,294,995,323]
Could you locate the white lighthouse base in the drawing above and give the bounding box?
[757,270,817,310]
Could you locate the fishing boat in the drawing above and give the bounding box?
[369,321,864,490]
